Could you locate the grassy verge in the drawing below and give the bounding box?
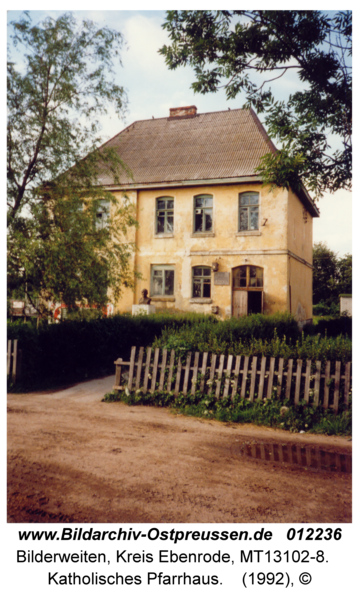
[102,390,351,437]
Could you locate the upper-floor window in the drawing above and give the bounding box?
[194,194,213,233]
[156,197,174,234]
[151,265,175,296]
[192,266,211,298]
[239,192,259,231]
[95,199,110,230]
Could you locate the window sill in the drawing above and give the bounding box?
[191,232,215,238]
[236,230,261,236]
[154,233,174,238]
[151,296,175,302]
[189,298,213,304]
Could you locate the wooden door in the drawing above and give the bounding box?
[233,290,247,318]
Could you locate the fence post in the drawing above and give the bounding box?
[128,346,137,391]
[241,356,249,398]
[12,340,18,383]
[208,354,217,395]
[191,352,200,395]
[7,340,11,377]
[323,361,331,409]
[285,359,293,400]
[135,347,145,391]
[200,352,208,392]
[343,362,351,408]
[277,357,284,400]
[143,348,152,393]
[314,361,321,407]
[249,356,257,400]
[150,348,160,393]
[333,361,341,414]
[303,359,312,404]
[294,359,302,405]
[174,358,182,397]
[215,355,225,399]
[258,356,266,400]
[114,358,123,389]
[231,355,241,400]
[158,348,168,392]
[267,357,275,399]
[223,355,233,398]
[183,353,192,395]
[167,350,175,393]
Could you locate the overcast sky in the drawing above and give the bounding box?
[7,7,352,257]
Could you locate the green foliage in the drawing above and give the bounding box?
[153,313,352,363]
[102,390,351,437]
[7,312,215,390]
[7,12,136,316]
[8,311,351,391]
[313,243,352,312]
[303,316,352,340]
[313,301,339,317]
[160,10,352,198]
[337,254,352,296]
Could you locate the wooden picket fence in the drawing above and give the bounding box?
[7,340,22,383]
[114,347,351,414]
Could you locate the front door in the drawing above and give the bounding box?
[233,289,248,317]
[232,265,264,317]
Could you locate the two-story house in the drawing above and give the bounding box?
[99,105,319,321]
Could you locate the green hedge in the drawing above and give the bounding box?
[153,312,300,353]
[303,316,352,338]
[152,313,351,363]
[7,313,215,389]
[8,312,352,390]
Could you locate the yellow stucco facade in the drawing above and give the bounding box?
[110,181,314,322]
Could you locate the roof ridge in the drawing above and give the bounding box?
[101,107,254,148]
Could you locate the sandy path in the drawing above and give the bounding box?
[7,376,351,523]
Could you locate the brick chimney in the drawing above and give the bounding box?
[169,105,197,118]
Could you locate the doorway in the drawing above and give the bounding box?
[232,265,263,317]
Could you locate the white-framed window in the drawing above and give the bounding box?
[192,266,211,298]
[239,192,259,231]
[95,199,110,230]
[194,194,213,233]
[151,265,175,296]
[156,197,174,234]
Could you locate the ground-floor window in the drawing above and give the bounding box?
[192,266,211,298]
[151,265,175,296]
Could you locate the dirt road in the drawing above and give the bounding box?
[7,376,351,523]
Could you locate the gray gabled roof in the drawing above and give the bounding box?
[101,107,275,185]
[100,107,319,217]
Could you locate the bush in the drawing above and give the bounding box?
[7,311,352,391]
[313,299,340,316]
[303,316,352,339]
[153,312,300,355]
[153,313,352,363]
[7,312,215,389]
